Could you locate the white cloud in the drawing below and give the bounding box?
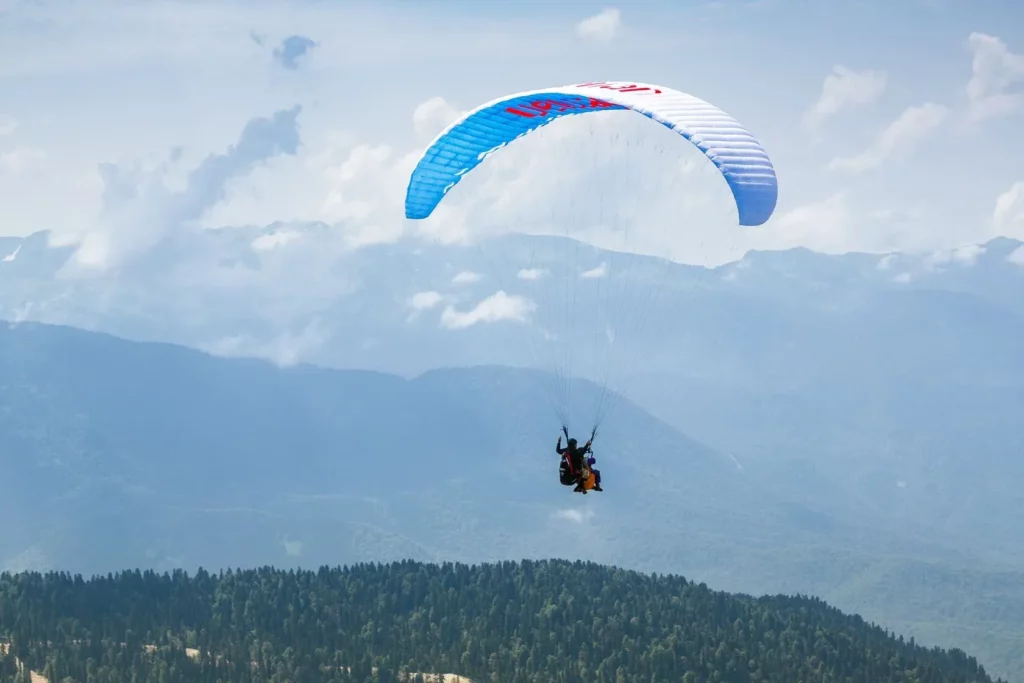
[517,268,547,280]
[207,96,469,252]
[205,125,416,250]
[744,193,953,271]
[1007,245,1024,266]
[0,115,17,136]
[922,244,986,270]
[64,106,302,273]
[440,290,535,329]
[251,230,302,251]
[893,272,912,284]
[993,181,1024,238]
[203,319,329,367]
[321,142,410,249]
[451,270,481,285]
[965,32,1024,124]
[950,243,985,266]
[283,539,304,557]
[408,290,443,311]
[580,262,608,279]
[553,508,594,524]
[721,257,752,282]
[412,96,462,142]
[270,35,317,71]
[0,147,46,174]
[828,103,948,172]
[804,65,887,128]
[576,8,621,43]
[757,192,852,253]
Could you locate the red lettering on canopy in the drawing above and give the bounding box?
[618,85,661,93]
[505,95,617,118]
[528,100,554,115]
[576,81,662,94]
[506,107,537,118]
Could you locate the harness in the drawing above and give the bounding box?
[559,425,597,485]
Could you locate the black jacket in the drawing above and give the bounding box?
[557,440,591,474]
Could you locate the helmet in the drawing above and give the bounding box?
[567,438,577,448]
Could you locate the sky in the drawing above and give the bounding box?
[1,0,1024,270]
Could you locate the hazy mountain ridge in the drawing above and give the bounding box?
[3,226,1022,567]
[1,320,1023,680]
[2,227,1022,373]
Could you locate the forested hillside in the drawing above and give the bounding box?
[0,560,1000,683]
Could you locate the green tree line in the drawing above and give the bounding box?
[0,559,1002,683]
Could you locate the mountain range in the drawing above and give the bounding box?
[3,226,1023,556]
[1,225,1023,679]
[0,319,1021,680]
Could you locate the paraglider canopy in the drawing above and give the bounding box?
[404,80,778,228]
[400,79,780,442]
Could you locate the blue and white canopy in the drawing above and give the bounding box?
[404,80,778,227]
